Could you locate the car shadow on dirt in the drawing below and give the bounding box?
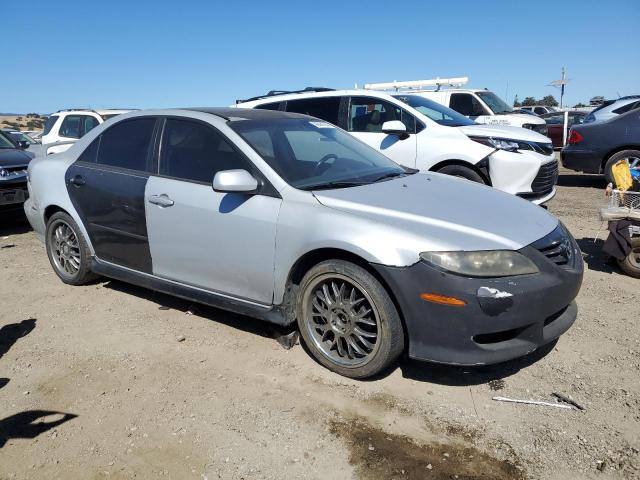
[557,173,606,188]
[0,211,31,237]
[101,279,283,340]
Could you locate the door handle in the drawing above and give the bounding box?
[69,175,85,187]
[148,194,174,208]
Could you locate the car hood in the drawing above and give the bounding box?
[458,124,550,143]
[313,173,558,252]
[0,148,34,167]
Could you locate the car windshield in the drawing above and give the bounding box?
[231,118,412,190]
[393,95,475,127]
[476,91,513,114]
[0,132,16,149]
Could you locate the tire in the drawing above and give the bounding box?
[604,150,640,184]
[45,211,97,285]
[296,260,404,379]
[436,164,486,184]
[617,237,640,278]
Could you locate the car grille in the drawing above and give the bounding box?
[531,161,559,194]
[530,225,574,269]
[0,165,28,178]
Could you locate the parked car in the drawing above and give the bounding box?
[540,111,587,148]
[520,106,559,115]
[583,95,640,124]
[0,130,34,212]
[42,109,132,154]
[25,108,583,378]
[236,88,558,204]
[364,80,548,134]
[561,108,640,183]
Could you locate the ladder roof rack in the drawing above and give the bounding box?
[364,77,469,92]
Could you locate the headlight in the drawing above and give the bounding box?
[468,136,519,152]
[420,250,539,277]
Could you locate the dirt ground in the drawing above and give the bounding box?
[0,167,638,479]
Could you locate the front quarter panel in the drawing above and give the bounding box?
[272,188,426,304]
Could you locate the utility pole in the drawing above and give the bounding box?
[549,67,569,109]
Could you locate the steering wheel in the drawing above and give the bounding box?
[313,154,339,175]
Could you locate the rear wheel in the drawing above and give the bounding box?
[45,212,96,285]
[436,164,486,184]
[604,150,640,184]
[296,260,404,379]
[617,237,640,278]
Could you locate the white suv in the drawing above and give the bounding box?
[42,109,131,154]
[235,88,558,204]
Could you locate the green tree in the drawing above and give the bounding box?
[540,95,559,107]
[513,95,521,107]
[573,102,587,108]
[521,96,536,106]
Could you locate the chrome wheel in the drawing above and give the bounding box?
[626,156,640,170]
[303,274,380,367]
[49,221,81,276]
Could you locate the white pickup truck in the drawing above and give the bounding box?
[365,77,548,136]
[41,109,132,155]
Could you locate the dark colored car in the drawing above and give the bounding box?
[561,108,640,182]
[0,131,35,212]
[541,111,587,149]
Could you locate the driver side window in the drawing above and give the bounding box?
[450,94,487,117]
[348,97,414,133]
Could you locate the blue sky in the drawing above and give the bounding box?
[2,0,639,113]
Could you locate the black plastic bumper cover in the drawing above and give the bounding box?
[372,230,583,366]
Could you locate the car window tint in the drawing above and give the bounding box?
[83,116,100,136]
[348,97,412,133]
[612,101,640,115]
[545,114,564,125]
[59,115,83,139]
[96,118,156,171]
[160,118,251,183]
[285,97,340,125]
[78,137,100,163]
[240,129,275,160]
[43,116,59,135]
[449,93,487,116]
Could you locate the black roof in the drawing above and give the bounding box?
[185,107,312,121]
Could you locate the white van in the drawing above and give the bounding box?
[365,78,548,135]
[236,88,558,204]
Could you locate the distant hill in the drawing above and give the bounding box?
[0,114,48,132]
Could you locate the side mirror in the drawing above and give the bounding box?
[16,140,30,149]
[213,169,258,193]
[381,120,408,138]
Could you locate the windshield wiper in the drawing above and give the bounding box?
[371,168,418,183]
[302,180,371,191]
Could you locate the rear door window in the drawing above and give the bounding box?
[348,97,415,133]
[285,97,340,125]
[82,116,100,136]
[96,118,156,172]
[159,118,252,184]
[59,115,83,139]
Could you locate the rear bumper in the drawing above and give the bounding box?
[372,227,583,366]
[560,148,601,174]
[23,197,46,241]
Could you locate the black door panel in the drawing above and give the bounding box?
[65,163,152,273]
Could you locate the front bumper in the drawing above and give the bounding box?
[560,147,601,174]
[488,150,558,205]
[372,226,583,366]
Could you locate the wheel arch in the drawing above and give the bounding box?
[601,145,640,173]
[43,204,69,224]
[429,158,491,185]
[283,248,409,347]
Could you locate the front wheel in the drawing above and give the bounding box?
[45,212,97,285]
[296,260,404,379]
[436,164,486,184]
[617,237,640,278]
